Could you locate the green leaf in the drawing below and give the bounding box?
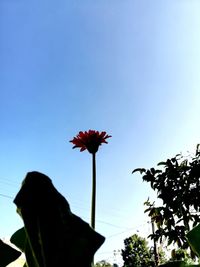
[0,239,21,267]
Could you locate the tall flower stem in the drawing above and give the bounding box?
[91,152,96,229]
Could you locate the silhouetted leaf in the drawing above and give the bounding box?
[0,239,21,267]
[132,168,146,174]
[10,227,26,252]
[14,171,105,267]
[157,162,167,166]
[10,228,36,267]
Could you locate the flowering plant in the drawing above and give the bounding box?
[70,130,111,229]
[70,130,111,154]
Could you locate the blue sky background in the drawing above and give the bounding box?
[1,0,200,265]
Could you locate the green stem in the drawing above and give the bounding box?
[91,153,96,230]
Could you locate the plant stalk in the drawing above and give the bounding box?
[91,153,96,230]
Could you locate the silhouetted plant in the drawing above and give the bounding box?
[1,171,105,267]
[0,130,111,267]
[133,145,200,250]
[70,130,111,230]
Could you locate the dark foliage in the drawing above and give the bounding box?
[12,171,105,267]
[133,145,200,249]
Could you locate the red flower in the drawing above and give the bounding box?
[70,130,111,154]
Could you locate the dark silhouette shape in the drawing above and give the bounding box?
[0,239,21,267]
[13,171,105,267]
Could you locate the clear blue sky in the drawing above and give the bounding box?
[1,0,200,265]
